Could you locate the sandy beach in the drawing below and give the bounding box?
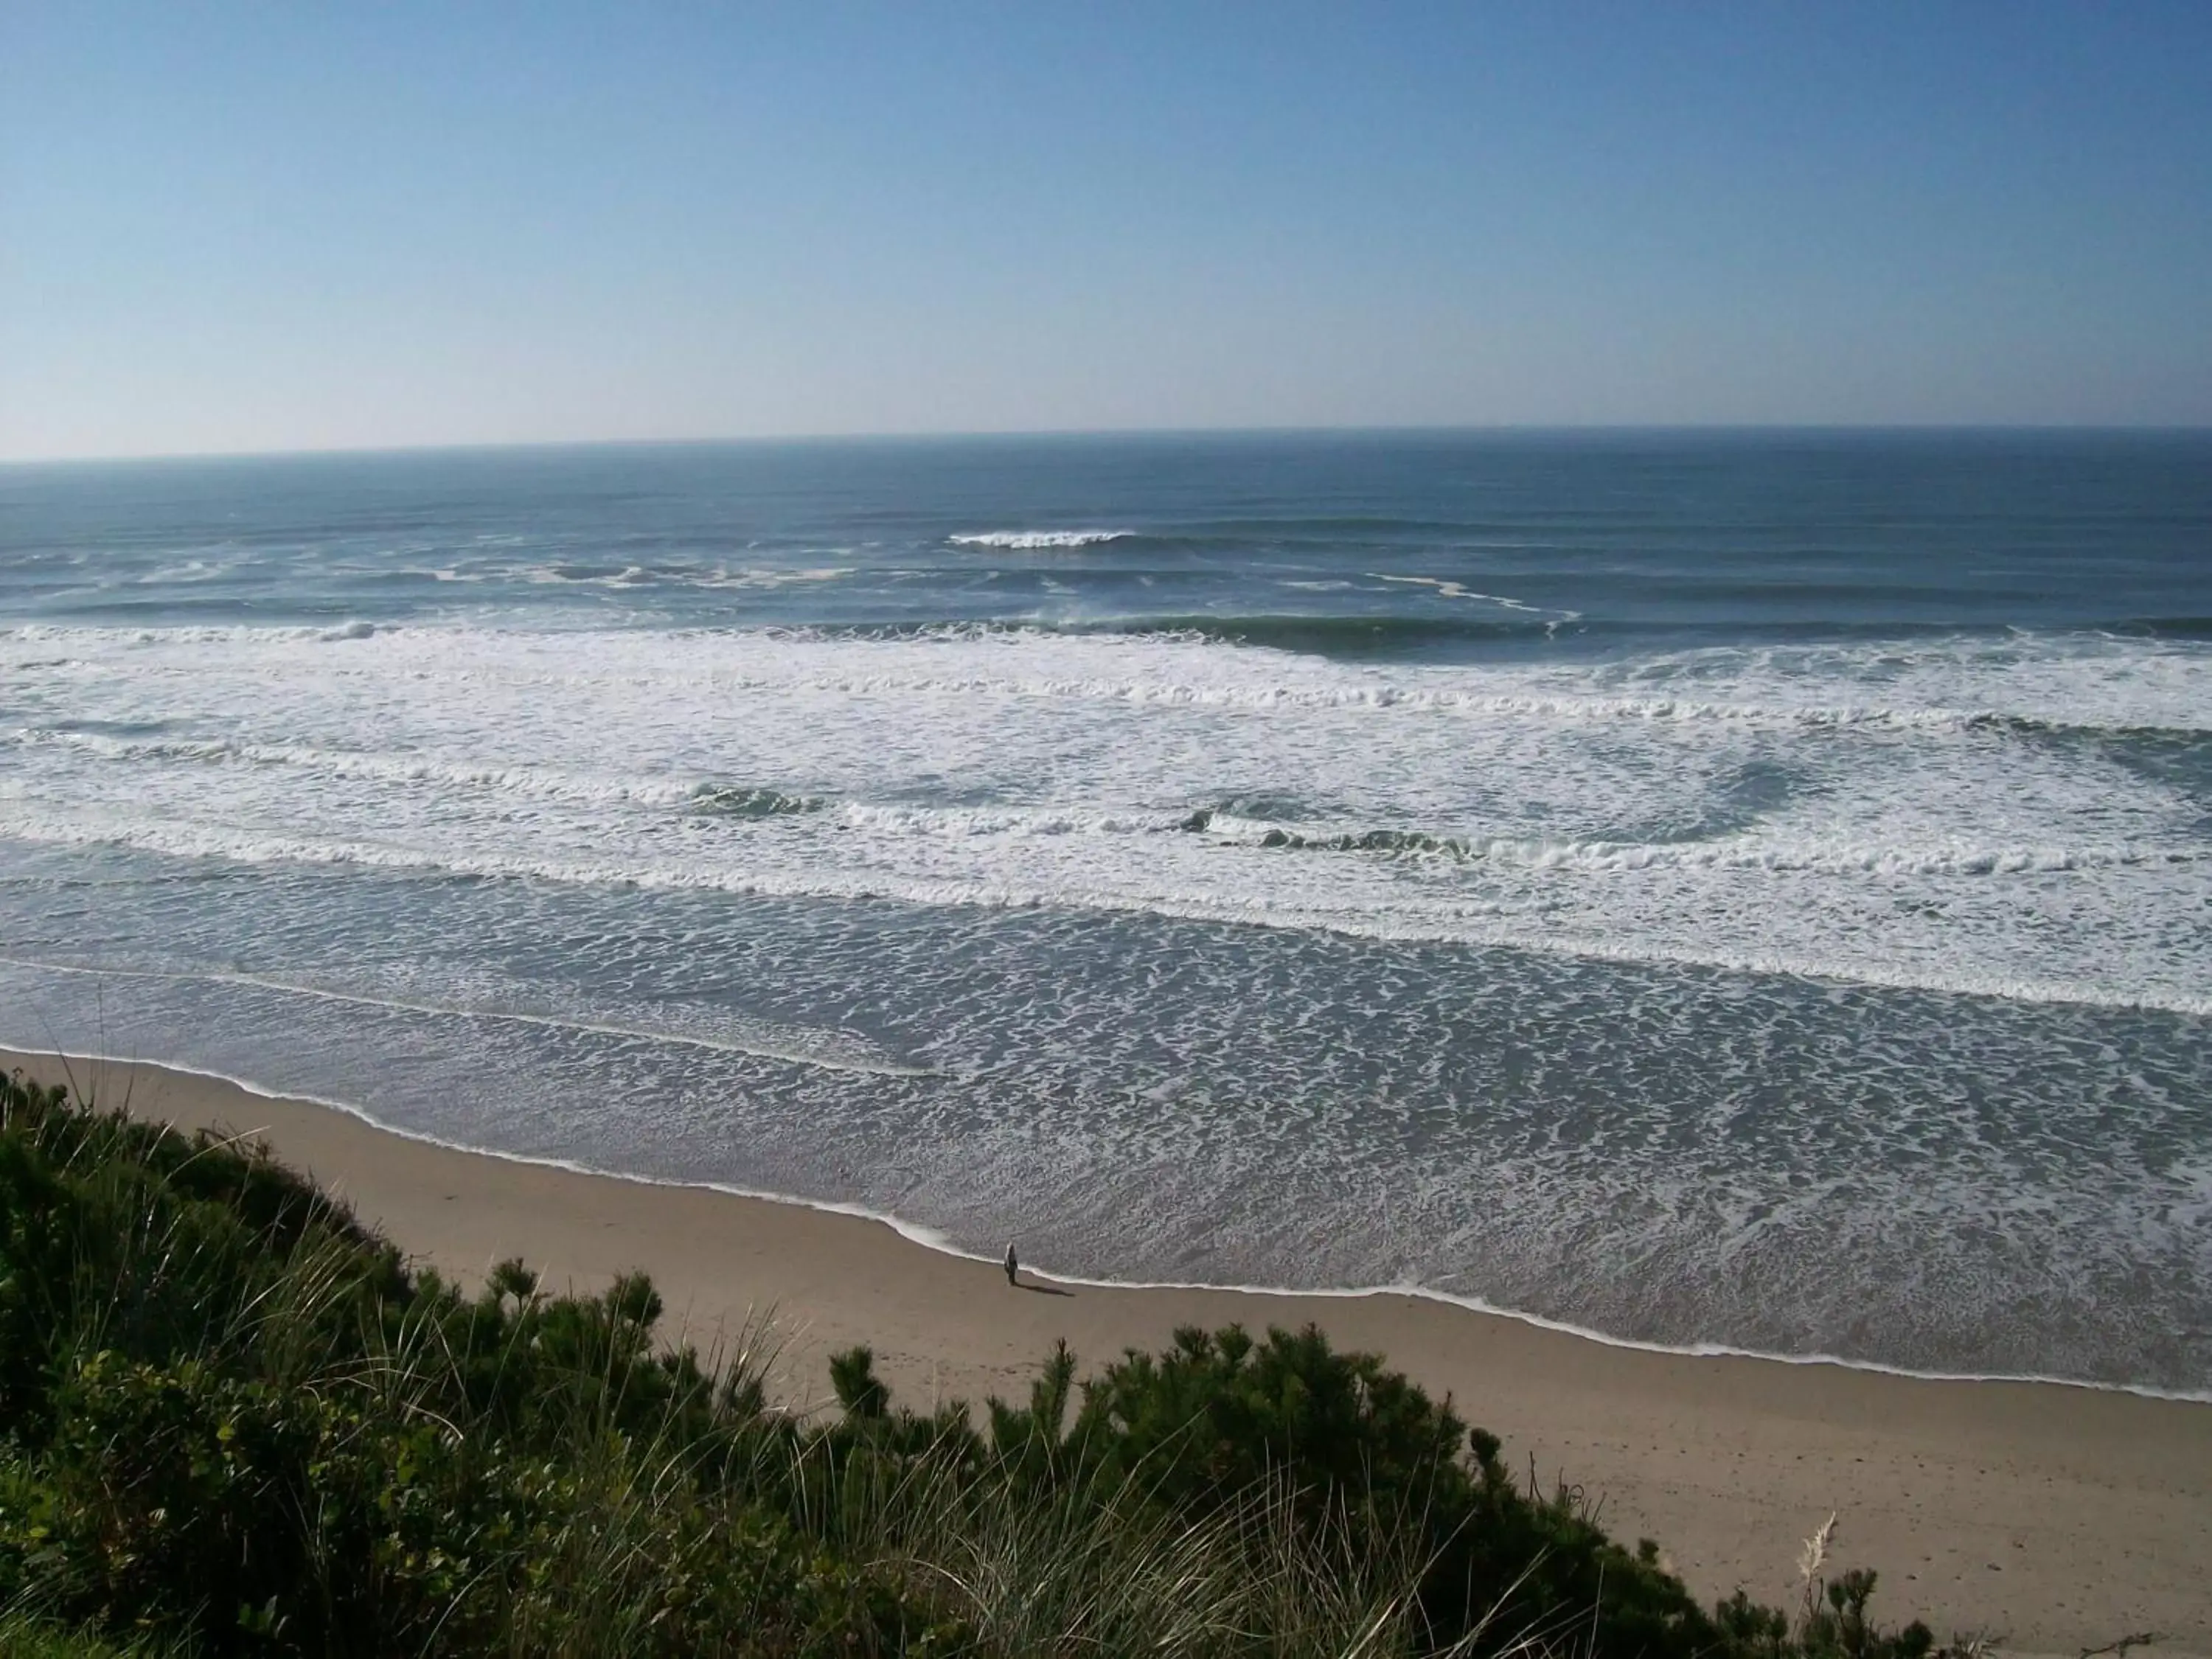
[8,1047,2208,1655]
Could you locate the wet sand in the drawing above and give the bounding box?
[9,1048,2208,1655]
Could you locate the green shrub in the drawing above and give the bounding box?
[0,1604,186,1658]
[1066,1321,1712,1655]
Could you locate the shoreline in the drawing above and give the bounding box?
[15,1039,2208,1407]
[8,1046,2211,1654]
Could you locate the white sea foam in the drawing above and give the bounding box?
[1,621,2207,1020]
[947,529,1135,549]
[504,563,849,590]
[2,802,2206,1018]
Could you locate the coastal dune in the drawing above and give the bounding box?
[9,1048,2208,1657]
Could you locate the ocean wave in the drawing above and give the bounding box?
[4,807,2206,1018]
[3,729,723,809]
[7,729,844,821]
[1092,612,1571,653]
[1178,810,2200,876]
[823,798,2202,880]
[1368,573,1585,623]
[10,670,2197,744]
[521,563,851,589]
[947,529,1135,549]
[2109,615,2212,641]
[689,785,826,818]
[15,727,2189,874]
[5,618,2206,1035]
[25,630,2205,738]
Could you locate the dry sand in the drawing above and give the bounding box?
[8,1048,2208,1655]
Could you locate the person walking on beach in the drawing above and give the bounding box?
[1004,1241,1019,1287]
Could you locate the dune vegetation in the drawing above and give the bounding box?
[0,1066,1946,1658]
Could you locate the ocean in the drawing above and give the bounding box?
[2,430,2207,1393]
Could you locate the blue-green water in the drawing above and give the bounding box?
[2,431,2208,1389]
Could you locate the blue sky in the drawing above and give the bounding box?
[4,3,2209,458]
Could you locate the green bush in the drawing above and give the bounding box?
[1068,1321,1712,1655]
[0,1605,186,1658]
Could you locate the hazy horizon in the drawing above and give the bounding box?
[7,3,2211,462]
[13,421,2212,472]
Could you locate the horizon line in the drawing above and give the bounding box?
[7,418,2211,469]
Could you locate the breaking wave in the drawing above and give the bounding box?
[3,804,2207,1019]
[948,529,1135,549]
[689,785,827,818]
